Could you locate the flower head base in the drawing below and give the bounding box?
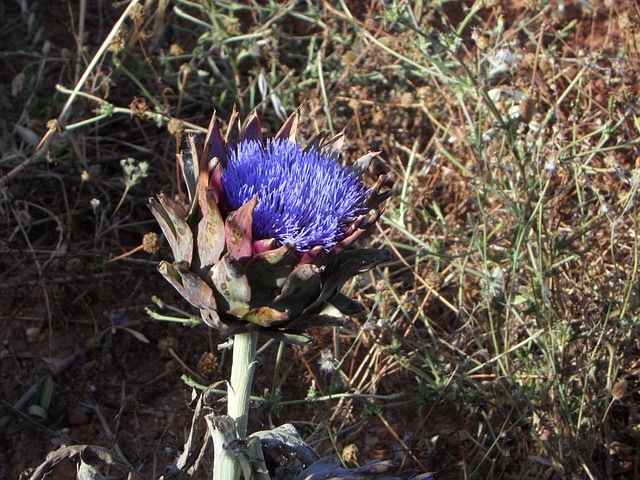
[149,108,391,344]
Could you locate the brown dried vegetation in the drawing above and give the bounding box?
[2,1,640,479]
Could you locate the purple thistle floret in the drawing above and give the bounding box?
[222,138,367,252]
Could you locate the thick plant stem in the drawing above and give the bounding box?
[213,331,258,480]
[229,331,258,438]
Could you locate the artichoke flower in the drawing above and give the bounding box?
[149,108,391,344]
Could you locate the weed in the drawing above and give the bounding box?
[3,0,640,479]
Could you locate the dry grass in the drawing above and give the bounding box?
[2,0,640,479]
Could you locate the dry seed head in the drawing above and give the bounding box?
[46,118,62,132]
[519,95,535,123]
[604,155,618,169]
[84,335,101,351]
[25,326,40,344]
[167,118,185,137]
[538,55,553,74]
[544,158,557,174]
[65,257,84,273]
[522,52,536,69]
[169,43,184,56]
[16,209,31,226]
[108,25,127,53]
[129,97,150,118]
[138,29,154,42]
[425,271,444,290]
[129,4,145,24]
[378,35,399,49]
[342,444,359,464]
[618,12,632,31]
[611,378,627,400]
[416,86,432,100]
[474,35,490,51]
[165,360,179,374]
[142,232,161,253]
[221,17,239,35]
[82,360,102,377]
[399,91,414,106]
[197,352,219,376]
[11,72,24,97]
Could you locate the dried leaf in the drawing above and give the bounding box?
[77,459,106,480]
[117,326,150,344]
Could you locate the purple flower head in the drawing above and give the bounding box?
[222,138,367,252]
[149,108,392,342]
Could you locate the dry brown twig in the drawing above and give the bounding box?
[0,0,143,189]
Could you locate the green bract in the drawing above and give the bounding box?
[149,109,391,344]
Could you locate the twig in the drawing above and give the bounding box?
[0,350,82,429]
[0,0,142,188]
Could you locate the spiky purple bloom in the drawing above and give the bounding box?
[222,138,367,252]
[150,108,392,342]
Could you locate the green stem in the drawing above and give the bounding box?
[229,331,258,438]
[213,331,258,480]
